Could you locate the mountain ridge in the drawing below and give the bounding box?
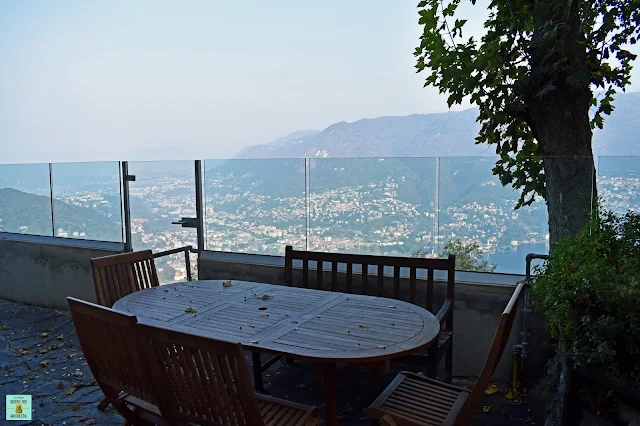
[238,92,640,159]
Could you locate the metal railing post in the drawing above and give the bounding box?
[195,160,205,255]
[48,163,55,237]
[122,161,134,252]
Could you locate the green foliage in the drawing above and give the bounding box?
[415,0,640,208]
[413,238,497,272]
[532,209,640,389]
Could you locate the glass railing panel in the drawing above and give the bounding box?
[203,159,307,255]
[0,163,53,236]
[50,162,123,241]
[598,156,640,215]
[154,251,195,285]
[309,158,437,256]
[128,161,197,253]
[438,156,550,274]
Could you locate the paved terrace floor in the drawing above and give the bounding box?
[0,300,537,426]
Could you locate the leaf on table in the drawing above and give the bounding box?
[17,348,29,356]
[359,324,370,329]
[1,324,8,330]
[28,375,34,380]
[185,307,197,313]
[38,348,49,355]
[40,360,49,368]
[376,345,386,349]
[40,332,49,338]
[260,294,270,300]
[66,389,75,396]
[57,381,64,389]
[482,405,492,413]
[223,281,233,287]
[485,384,499,395]
[56,334,64,340]
[50,344,63,350]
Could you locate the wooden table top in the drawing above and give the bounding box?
[113,280,440,363]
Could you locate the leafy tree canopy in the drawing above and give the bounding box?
[415,0,640,208]
[413,239,497,272]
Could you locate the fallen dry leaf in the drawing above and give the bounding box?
[27,375,34,380]
[359,324,370,329]
[40,360,49,368]
[66,389,75,396]
[84,420,97,425]
[260,294,270,300]
[185,307,197,313]
[17,348,29,356]
[482,405,492,413]
[40,332,49,338]
[222,280,233,287]
[57,381,64,389]
[56,334,64,340]
[38,348,49,355]
[1,325,8,330]
[485,384,499,395]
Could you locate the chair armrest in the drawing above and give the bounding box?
[436,298,452,324]
[380,415,398,426]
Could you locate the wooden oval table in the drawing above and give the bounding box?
[113,279,440,426]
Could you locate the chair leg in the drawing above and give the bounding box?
[445,337,453,383]
[98,396,111,411]
[252,351,264,391]
[427,344,438,378]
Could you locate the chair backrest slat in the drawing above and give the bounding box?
[283,246,455,315]
[67,297,155,404]
[377,265,384,296]
[138,324,264,426]
[91,250,159,307]
[361,263,369,295]
[455,282,524,426]
[426,268,434,313]
[317,260,323,290]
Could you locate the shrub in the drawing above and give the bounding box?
[532,209,640,391]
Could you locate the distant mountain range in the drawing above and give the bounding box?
[237,92,640,159]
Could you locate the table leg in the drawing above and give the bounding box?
[321,362,338,426]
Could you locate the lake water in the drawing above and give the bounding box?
[484,242,550,275]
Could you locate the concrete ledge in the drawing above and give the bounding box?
[198,256,550,381]
[0,237,122,308]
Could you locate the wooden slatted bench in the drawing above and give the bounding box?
[251,245,456,390]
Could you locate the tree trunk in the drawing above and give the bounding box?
[529,91,596,246]
[527,0,597,246]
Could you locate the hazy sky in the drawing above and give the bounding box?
[0,1,637,164]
